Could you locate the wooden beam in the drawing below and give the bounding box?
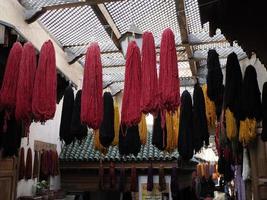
[175,0,197,77]
[25,0,124,23]
[91,4,121,49]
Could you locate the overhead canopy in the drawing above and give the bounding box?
[19,0,247,94]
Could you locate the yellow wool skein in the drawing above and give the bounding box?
[138,113,147,145]
[239,118,257,145]
[112,101,120,146]
[94,129,106,154]
[202,84,216,132]
[166,111,174,151]
[166,109,180,152]
[225,108,238,140]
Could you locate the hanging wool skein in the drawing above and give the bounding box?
[159,28,180,112]
[224,53,242,140]
[99,92,115,148]
[32,150,39,179]
[239,65,262,144]
[178,90,193,160]
[15,42,36,136]
[159,165,166,192]
[206,49,224,119]
[119,124,141,156]
[18,147,25,180]
[193,83,209,152]
[112,101,120,146]
[147,163,154,192]
[166,110,180,152]
[202,84,216,132]
[152,112,167,151]
[25,148,33,180]
[262,82,267,141]
[32,40,56,122]
[138,113,147,145]
[59,86,74,145]
[130,166,138,192]
[81,42,103,130]
[71,90,87,142]
[121,41,142,126]
[140,31,159,115]
[171,166,179,199]
[0,42,22,122]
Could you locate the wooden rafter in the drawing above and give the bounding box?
[175,0,197,77]
[24,0,124,23]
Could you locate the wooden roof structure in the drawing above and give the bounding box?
[18,0,247,94]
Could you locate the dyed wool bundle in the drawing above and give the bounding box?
[112,101,120,145]
[119,166,126,192]
[159,28,180,112]
[130,166,138,192]
[240,65,262,120]
[54,151,60,176]
[94,129,106,153]
[33,150,39,179]
[40,151,49,180]
[109,162,116,189]
[193,83,209,152]
[262,82,267,141]
[121,41,142,126]
[15,42,36,136]
[81,43,103,129]
[166,110,179,151]
[138,113,147,145]
[152,112,167,150]
[56,74,68,104]
[178,90,193,160]
[206,49,224,119]
[225,108,238,140]
[202,84,216,132]
[224,52,242,119]
[140,31,159,115]
[98,161,104,190]
[71,90,87,141]
[19,147,25,180]
[59,86,74,145]
[25,148,33,180]
[32,40,56,122]
[0,42,22,114]
[239,65,262,144]
[119,124,141,156]
[224,53,242,140]
[147,164,154,192]
[2,116,22,157]
[99,92,115,147]
[171,167,179,199]
[159,165,166,191]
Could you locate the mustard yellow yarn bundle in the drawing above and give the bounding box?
[202,84,216,132]
[138,113,147,145]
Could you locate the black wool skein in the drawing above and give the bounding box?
[178,90,193,160]
[99,92,115,147]
[59,86,74,145]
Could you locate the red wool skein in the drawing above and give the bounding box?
[32,40,57,122]
[121,41,142,127]
[0,42,22,113]
[15,42,37,134]
[81,42,103,130]
[140,32,159,115]
[159,28,180,112]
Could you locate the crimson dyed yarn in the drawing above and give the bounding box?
[32,40,57,122]
[121,41,142,126]
[140,32,159,115]
[15,42,37,134]
[159,28,180,112]
[0,42,22,112]
[25,148,33,180]
[81,42,103,130]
